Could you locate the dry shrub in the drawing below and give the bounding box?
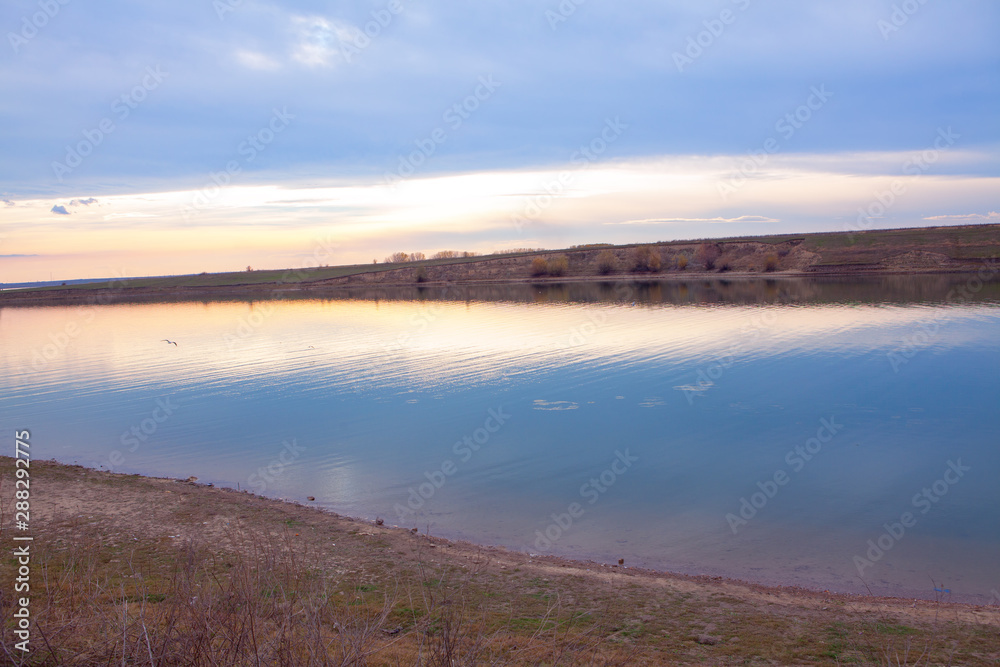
[530,257,549,277]
[547,255,569,277]
[6,528,396,666]
[596,250,618,275]
[2,524,637,667]
[764,254,779,272]
[676,254,688,270]
[629,246,661,273]
[696,243,721,270]
[385,252,425,263]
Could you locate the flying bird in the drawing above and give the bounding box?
[161,339,178,346]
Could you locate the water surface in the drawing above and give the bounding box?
[2,275,998,603]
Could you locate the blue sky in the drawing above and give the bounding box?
[1,0,999,281]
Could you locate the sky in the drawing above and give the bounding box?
[1,0,998,283]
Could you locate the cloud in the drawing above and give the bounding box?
[69,198,98,206]
[2,198,13,207]
[289,16,356,68]
[923,211,1000,222]
[2,1,998,197]
[611,216,780,225]
[51,205,70,215]
[0,254,39,258]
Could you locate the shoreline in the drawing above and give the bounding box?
[4,223,999,305]
[6,457,1000,664]
[193,487,1000,609]
[3,267,999,307]
[26,458,1000,610]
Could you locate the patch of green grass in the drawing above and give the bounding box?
[392,606,425,618]
[616,622,644,638]
[821,622,849,660]
[125,593,168,603]
[260,585,283,599]
[510,617,557,632]
[950,247,1000,259]
[875,622,919,636]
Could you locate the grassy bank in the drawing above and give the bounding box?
[4,224,999,302]
[2,459,998,665]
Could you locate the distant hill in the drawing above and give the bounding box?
[3,224,999,302]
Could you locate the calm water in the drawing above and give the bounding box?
[2,276,999,602]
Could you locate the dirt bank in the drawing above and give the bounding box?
[3,459,998,665]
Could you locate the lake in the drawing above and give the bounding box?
[2,274,999,603]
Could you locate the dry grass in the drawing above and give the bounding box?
[0,522,639,666]
[0,464,638,666]
[2,460,999,666]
